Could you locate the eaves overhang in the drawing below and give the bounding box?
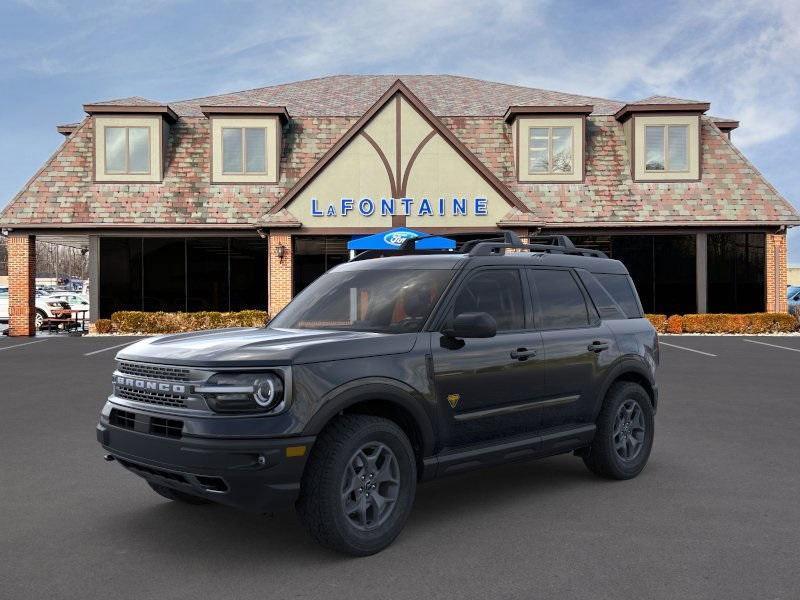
[614,102,710,122]
[503,105,593,123]
[83,103,179,122]
[199,105,291,123]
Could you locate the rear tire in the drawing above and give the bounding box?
[297,414,417,556]
[35,309,46,330]
[148,482,211,505]
[583,382,654,480]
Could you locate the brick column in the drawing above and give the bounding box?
[765,232,788,313]
[268,231,294,317]
[8,234,36,336]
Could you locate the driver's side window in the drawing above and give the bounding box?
[449,269,525,331]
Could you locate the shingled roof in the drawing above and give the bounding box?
[1,75,797,229]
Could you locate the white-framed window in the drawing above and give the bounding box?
[644,124,689,172]
[528,126,574,175]
[221,127,268,174]
[104,126,151,175]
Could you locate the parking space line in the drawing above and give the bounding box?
[659,341,717,357]
[0,339,48,352]
[84,341,138,356]
[743,338,800,353]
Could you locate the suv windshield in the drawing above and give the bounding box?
[270,269,455,333]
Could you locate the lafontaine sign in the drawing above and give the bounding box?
[310,196,489,218]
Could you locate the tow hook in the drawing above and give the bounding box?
[103,454,115,462]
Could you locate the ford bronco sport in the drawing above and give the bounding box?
[97,232,658,555]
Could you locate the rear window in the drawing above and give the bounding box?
[594,273,643,318]
[577,271,626,320]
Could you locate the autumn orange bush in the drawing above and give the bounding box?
[110,310,269,334]
[645,314,667,333]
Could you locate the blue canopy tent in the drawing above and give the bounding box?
[347,227,456,252]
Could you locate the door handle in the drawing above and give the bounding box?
[510,347,537,361]
[588,341,610,353]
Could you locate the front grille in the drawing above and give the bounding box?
[115,387,187,408]
[118,361,192,382]
[150,417,183,439]
[109,409,136,430]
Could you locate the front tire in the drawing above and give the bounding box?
[297,415,417,556]
[35,309,46,330]
[583,382,654,480]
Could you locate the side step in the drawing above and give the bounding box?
[422,424,595,480]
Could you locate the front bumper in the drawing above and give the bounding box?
[97,407,314,514]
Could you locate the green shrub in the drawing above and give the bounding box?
[111,310,269,334]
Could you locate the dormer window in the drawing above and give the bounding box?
[201,106,289,184]
[222,127,268,174]
[84,101,175,183]
[105,126,151,174]
[528,126,574,174]
[644,124,688,172]
[505,106,591,184]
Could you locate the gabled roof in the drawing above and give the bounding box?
[630,95,706,105]
[269,79,531,215]
[167,74,626,118]
[87,96,164,107]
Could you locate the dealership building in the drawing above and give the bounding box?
[1,74,797,335]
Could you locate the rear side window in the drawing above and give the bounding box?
[450,269,525,331]
[529,269,589,329]
[595,273,643,318]
[577,270,626,320]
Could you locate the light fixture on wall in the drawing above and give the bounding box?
[275,243,286,264]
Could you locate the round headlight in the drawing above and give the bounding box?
[254,377,277,407]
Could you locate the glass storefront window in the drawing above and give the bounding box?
[98,237,267,318]
[707,233,765,313]
[569,234,696,315]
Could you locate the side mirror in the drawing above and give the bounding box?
[443,312,497,339]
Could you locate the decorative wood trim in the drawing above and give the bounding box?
[399,130,436,197]
[268,79,529,214]
[360,131,398,199]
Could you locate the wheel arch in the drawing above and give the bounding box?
[595,359,657,419]
[303,379,437,468]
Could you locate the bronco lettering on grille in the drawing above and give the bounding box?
[115,376,187,394]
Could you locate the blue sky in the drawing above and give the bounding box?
[1,0,798,259]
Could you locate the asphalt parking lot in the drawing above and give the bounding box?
[2,334,799,600]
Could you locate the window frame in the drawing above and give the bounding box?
[527,125,575,176]
[94,115,163,183]
[516,116,585,183]
[431,266,534,334]
[632,114,700,182]
[220,126,269,175]
[103,125,152,175]
[643,124,689,173]
[526,266,600,331]
[210,115,280,184]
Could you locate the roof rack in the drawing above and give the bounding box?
[466,231,608,258]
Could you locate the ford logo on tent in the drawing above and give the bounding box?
[384,231,417,247]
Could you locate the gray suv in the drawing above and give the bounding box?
[97,232,658,555]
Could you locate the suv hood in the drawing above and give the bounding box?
[116,327,418,367]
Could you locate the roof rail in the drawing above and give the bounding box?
[467,230,608,258]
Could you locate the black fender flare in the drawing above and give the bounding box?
[592,356,657,420]
[302,377,437,457]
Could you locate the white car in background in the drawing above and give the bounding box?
[45,292,90,320]
[0,287,74,329]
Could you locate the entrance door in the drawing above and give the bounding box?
[430,267,546,447]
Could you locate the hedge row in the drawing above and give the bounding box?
[645,313,798,334]
[108,310,269,334]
